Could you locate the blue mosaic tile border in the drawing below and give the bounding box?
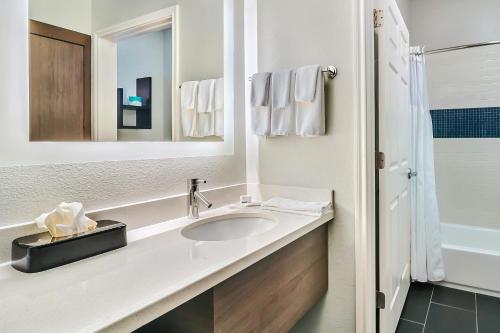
[430,107,500,138]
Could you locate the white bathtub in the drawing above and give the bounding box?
[441,223,500,293]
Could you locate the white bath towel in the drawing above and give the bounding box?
[295,65,325,137]
[261,197,332,217]
[197,79,216,113]
[295,65,321,102]
[196,79,216,137]
[181,81,198,110]
[250,72,271,107]
[272,70,293,109]
[271,70,295,136]
[251,72,272,136]
[214,78,224,137]
[181,81,199,137]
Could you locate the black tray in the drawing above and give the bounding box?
[12,220,127,273]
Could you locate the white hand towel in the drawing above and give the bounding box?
[250,72,271,107]
[295,65,321,102]
[181,81,199,137]
[197,79,216,113]
[295,65,325,137]
[196,79,216,137]
[181,81,198,111]
[214,78,224,137]
[215,78,224,111]
[35,202,97,238]
[271,70,295,136]
[272,70,293,109]
[251,72,272,136]
[261,197,332,217]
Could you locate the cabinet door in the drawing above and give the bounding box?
[213,225,328,333]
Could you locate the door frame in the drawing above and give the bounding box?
[354,0,378,332]
[92,6,179,141]
[29,20,92,141]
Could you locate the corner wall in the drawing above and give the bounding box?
[246,0,356,331]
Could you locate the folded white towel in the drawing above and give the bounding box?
[271,70,295,136]
[272,70,293,109]
[196,79,216,137]
[181,81,199,111]
[250,72,271,107]
[215,78,224,111]
[197,79,216,113]
[251,106,271,136]
[295,65,321,102]
[295,65,325,137]
[261,197,332,217]
[214,78,224,137]
[181,81,199,137]
[35,202,97,238]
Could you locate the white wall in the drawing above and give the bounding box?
[117,29,172,142]
[410,0,500,50]
[0,0,246,227]
[246,0,356,331]
[29,0,92,34]
[409,1,500,230]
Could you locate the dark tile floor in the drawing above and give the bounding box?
[397,283,500,333]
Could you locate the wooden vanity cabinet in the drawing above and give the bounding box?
[136,225,328,333]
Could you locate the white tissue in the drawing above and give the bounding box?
[35,202,97,238]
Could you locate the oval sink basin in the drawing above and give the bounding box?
[181,213,277,241]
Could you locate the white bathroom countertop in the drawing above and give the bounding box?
[0,205,333,333]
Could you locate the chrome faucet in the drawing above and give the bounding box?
[187,179,213,219]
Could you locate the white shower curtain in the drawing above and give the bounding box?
[409,46,445,282]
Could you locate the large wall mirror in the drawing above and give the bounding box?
[28,0,224,142]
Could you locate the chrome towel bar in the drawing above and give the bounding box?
[248,65,338,81]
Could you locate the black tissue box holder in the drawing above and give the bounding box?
[11,220,127,273]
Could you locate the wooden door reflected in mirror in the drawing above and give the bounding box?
[29,20,91,141]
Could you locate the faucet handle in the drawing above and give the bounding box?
[188,178,207,186]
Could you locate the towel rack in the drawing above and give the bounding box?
[248,65,338,82]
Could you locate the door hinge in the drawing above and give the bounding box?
[376,291,386,309]
[376,152,386,170]
[373,9,384,28]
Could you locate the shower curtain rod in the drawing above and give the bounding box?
[412,40,500,55]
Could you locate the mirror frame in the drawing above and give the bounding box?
[0,0,236,167]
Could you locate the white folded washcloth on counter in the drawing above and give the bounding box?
[261,197,332,217]
[35,202,97,238]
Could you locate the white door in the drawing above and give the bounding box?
[375,0,411,332]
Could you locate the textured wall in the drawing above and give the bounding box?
[0,156,245,227]
[0,0,246,228]
[247,0,356,331]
